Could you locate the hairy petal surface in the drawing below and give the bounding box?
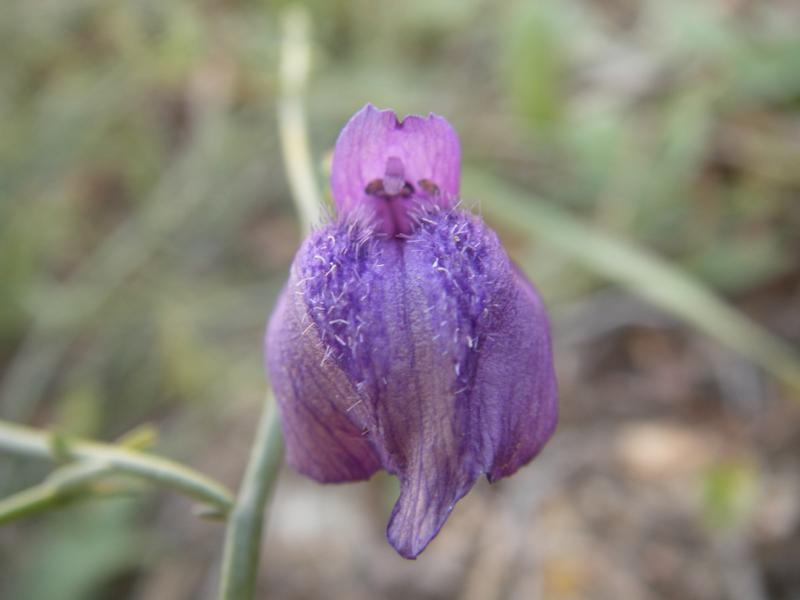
[265,224,383,482]
[266,210,557,558]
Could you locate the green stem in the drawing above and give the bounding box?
[0,419,234,515]
[277,6,323,232]
[215,7,319,598]
[0,462,116,525]
[217,402,284,599]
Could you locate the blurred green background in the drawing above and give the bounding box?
[1,1,799,599]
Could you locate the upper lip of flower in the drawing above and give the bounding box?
[329,104,462,236]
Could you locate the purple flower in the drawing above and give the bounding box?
[266,105,557,559]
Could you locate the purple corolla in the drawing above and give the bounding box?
[266,105,557,559]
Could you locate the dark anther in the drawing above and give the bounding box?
[418,179,440,196]
[365,179,415,198]
[365,179,385,195]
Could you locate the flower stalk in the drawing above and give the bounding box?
[216,5,316,598]
[216,401,284,600]
[277,6,323,232]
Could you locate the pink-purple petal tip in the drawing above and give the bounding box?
[330,104,461,235]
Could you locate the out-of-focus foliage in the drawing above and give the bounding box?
[1,0,799,598]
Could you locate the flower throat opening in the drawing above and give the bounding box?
[363,156,441,236]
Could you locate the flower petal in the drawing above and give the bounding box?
[265,283,382,483]
[330,104,461,234]
[266,210,557,558]
[477,265,559,483]
[382,210,557,557]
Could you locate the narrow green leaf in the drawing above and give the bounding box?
[465,169,800,392]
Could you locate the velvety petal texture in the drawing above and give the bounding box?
[265,105,558,559]
[330,104,461,235]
